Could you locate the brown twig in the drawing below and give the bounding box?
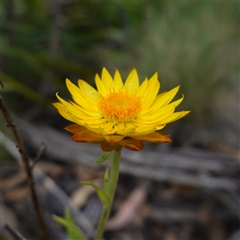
[5,224,28,240]
[0,96,49,240]
[31,142,47,169]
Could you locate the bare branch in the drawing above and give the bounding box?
[31,143,47,169]
[0,96,49,240]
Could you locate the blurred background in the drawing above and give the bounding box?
[1,1,239,240]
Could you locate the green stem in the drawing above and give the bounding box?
[94,149,121,240]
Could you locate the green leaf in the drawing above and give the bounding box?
[81,181,111,206]
[53,215,88,240]
[104,168,110,193]
[94,152,111,164]
[64,208,78,240]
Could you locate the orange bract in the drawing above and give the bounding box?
[53,68,190,151]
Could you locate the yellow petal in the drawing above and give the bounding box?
[56,93,102,123]
[141,73,160,109]
[73,102,100,117]
[66,102,97,121]
[84,123,102,134]
[70,114,85,126]
[89,121,116,135]
[78,80,99,100]
[128,126,156,136]
[55,95,77,121]
[52,102,67,112]
[124,68,139,94]
[115,122,135,135]
[156,124,166,130]
[136,77,148,97]
[90,122,115,135]
[161,111,191,124]
[143,94,184,116]
[72,130,105,143]
[118,138,144,151]
[66,79,98,111]
[98,121,116,135]
[53,102,74,122]
[99,127,116,135]
[95,74,109,96]
[113,69,123,90]
[138,105,175,122]
[169,94,184,108]
[132,132,171,143]
[56,92,71,107]
[153,85,180,109]
[66,78,81,98]
[101,67,114,87]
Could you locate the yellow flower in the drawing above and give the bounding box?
[53,68,190,151]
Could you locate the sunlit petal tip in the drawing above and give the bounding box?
[150,72,158,80]
[168,85,180,96]
[102,67,113,82]
[131,68,137,74]
[156,124,166,130]
[183,110,191,116]
[52,102,59,108]
[102,67,108,75]
[124,68,139,93]
[77,79,83,86]
[126,68,138,79]
[114,68,120,76]
[95,73,108,95]
[113,69,123,88]
[175,85,180,92]
[102,67,108,72]
[170,94,185,108]
[56,92,68,104]
[66,78,80,93]
[178,110,191,117]
[65,78,72,87]
[95,73,101,82]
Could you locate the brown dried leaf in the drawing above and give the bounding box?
[106,183,148,230]
[70,180,99,208]
[0,171,26,192]
[4,186,29,202]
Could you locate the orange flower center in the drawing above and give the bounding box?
[98,92,142,122]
